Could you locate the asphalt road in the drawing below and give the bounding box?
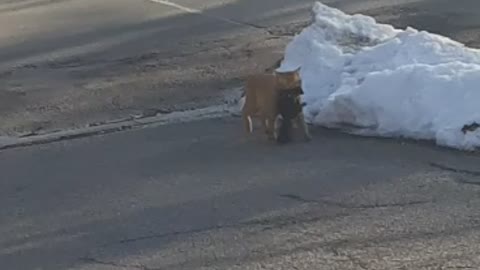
[3,0,480,136]
[3,0,480,269]
[0,0,313,135]
[2,118,480,269]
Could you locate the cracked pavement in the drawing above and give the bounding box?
[2,118,480,269]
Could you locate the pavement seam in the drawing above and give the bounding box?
[429,162,480,177]
[147,0,298,38]
[79,256,160,270]
[279,193,431,209]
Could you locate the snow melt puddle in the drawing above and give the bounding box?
[279,2,480,150]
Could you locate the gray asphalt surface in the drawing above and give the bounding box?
[3,0,480,269]
[0,0,312,135]
[3,0,480,136]
[2,118,480,269]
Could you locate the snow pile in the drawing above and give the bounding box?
[279,2,480,150]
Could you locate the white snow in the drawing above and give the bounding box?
[279,1,480,150]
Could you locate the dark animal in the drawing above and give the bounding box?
[274,86,308,144]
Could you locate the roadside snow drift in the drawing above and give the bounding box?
[279,2,480,150]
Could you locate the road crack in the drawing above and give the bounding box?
[429,162,480,177]
[101,210,349,248]
[279,193,430,209]
[429,162,480,186]
[148,0,299,38]
[113,224,235,245]
[99,193,428,249]
[80,257,160,270]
